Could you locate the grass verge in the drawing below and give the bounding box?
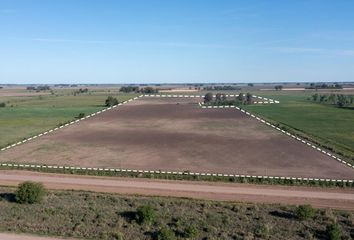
[0,165,353,188]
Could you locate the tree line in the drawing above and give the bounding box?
[26,85,51,91]
[119,86,158,94]
[310,93,354,108]
[306,83,342,90]
[204,92,253,105]
[203,85,241,91]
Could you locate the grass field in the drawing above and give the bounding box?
[0,186,353,240]
[243,90,354,163]
[0,88,137,148]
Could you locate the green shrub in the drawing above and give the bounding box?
[326,222,342,240]
[77,112,85,118]
[158,227,176,240]
[136,205,155,224]
[295,204,315,220]
[184,224,198,238]
[15,181,46,204]
[0,102,5,107]
[105,96,119,107]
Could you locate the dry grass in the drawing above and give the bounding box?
[0,187,353,240]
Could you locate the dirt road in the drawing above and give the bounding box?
[0,232,77,240]
[0,170,354,210]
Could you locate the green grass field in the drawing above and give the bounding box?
[0,186,352,240]
[243,91,354,162]
[0,89,137,148]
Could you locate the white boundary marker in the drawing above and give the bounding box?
[0,162,352,183]
[198,103,354,171]
[143,93,279,104]
[0,94,353,183]
[0,95,142,152]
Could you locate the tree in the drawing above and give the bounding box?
[295,204,315,220]
[140,87,158,94]
[15,181,46,204]
[312,93,319,102]
[204,93,213,103]
[326,222,342,240]
[221,93,227,101]
[105,96,119,107]
[0,102,5,107]
[136,205,155,224]
[336,94,350,108]
[248,83,254,87]
[274,85,283,91]
[328,94,336,104]
[319,95,327,103]
[215,93,222,102]
[237,93,245,104]
[246,93,253,104]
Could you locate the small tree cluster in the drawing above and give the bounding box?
[203,85,241,91]
[105,96,119,107]
[307,83,342,89]
[204,92,253,105]
[274,85,283,91]
[140,87,158,94]
[204,92,213,103]
[120,86,140,93]
[74,88,89,95]
[310,93,353,108]
[15,181,46,204]
[27,85,51,91]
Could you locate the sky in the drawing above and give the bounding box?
[1,0,354,84]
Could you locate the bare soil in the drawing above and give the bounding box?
[0,97,353,179]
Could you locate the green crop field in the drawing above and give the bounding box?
[0,89,137,148]
[243,90,354,163]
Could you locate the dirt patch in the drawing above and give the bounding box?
[0,97,353,179]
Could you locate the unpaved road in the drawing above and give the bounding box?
[1,170,354,210]
[0,232,77,240]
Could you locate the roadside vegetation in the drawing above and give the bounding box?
[15,181,46,204]
[0,185,352,240]
[1,164,353,188]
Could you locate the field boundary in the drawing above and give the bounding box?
[198,102,354,171]
[0,94,353,184]
[142,93,280,104]
[0,162,353,184]
[0,96,142,152]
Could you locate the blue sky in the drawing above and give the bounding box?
[1,0,354,84]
